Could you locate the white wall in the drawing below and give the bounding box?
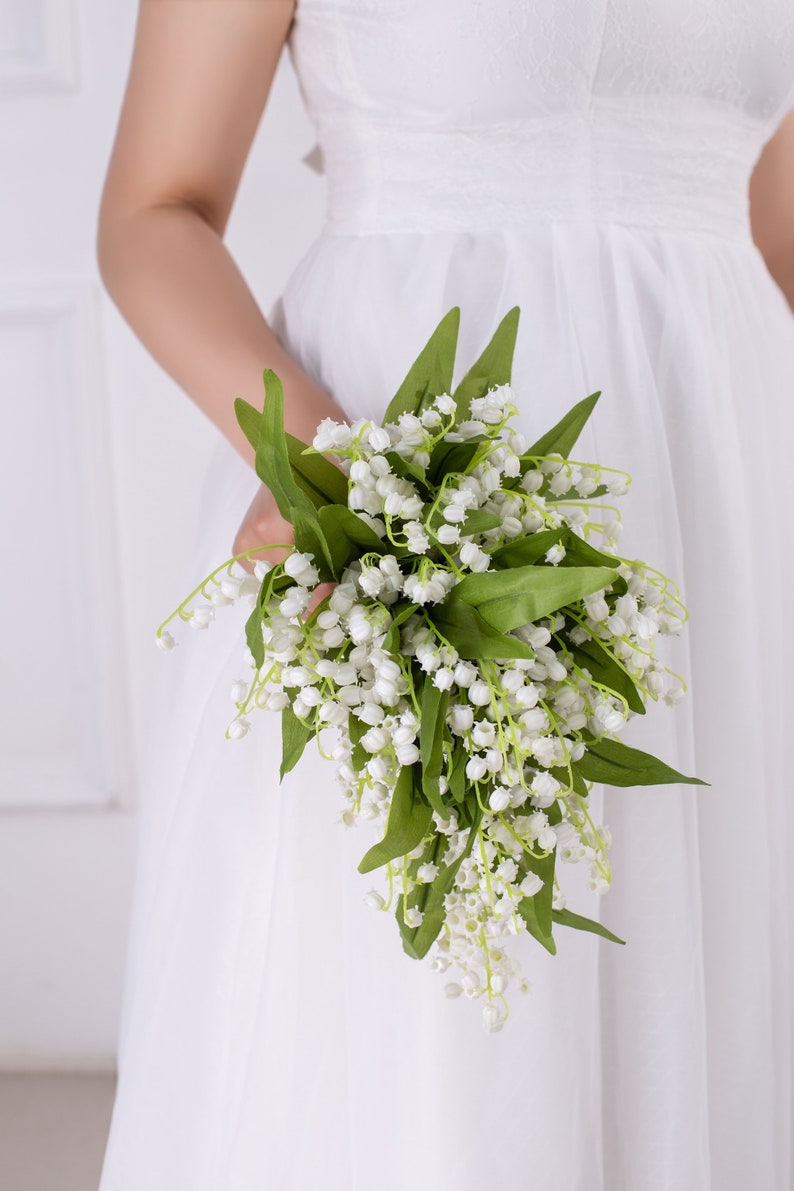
[0,0,324,1069]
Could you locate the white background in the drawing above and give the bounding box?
[0,0,324,1069]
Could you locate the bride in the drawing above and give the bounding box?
[96,2,794,1189]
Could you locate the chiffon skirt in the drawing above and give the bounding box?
[99,220,794,1190]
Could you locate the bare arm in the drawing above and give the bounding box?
[749,107,794,315]
[96,0,345,470]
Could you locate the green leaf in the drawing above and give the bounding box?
[490,528,565,569]
[452,306,521,417]
[244,603,265,670]
[317,505,386,578]
[576,738,708,788]
[549,764,591,800]
[280,704,314,779]
[251,372,335,576]
[403,305,521,484]
[290,507,334,577]
[348,712,369,773]
[419,680,450,819]
[558,530,621,570]
[254,371,312,521]
[427,439,484,485]
[517,844,556,950]
[285,434,348,508]
[552,907,626,945]
[524,392,601,459]
[450,565,619,633]
[382,307,460,424]
[572,635,646,716]
[234,397,261,453]
[357,765,432,874]
[385,451,428,486]
[458,509,503,537]
[447,742,468,803]
[397,809,482,959]
[243,562,282,670]
[428,597,536,661]
[382,602,419,654]
[517,891,557,955]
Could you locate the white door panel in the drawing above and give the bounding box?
[0,0,324,1067]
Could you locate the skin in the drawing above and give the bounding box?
[97,1,794,574]
[749,106,794,307]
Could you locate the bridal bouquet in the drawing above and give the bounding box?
[158,306,703,1031]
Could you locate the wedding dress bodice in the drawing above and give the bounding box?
[288,0,794,238]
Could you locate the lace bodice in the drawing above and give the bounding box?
[287,0,794,238]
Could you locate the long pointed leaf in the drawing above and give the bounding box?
[524,392,601,458]
[419,680,450,819]
[491,528,565,569]
[576,738,708,788]
[382,307,460,423]
[452,306,521,416]
[451,565,618,633]
[255,371,318,523]
[518,845,556,942]
[318,505,386,578]
[397,808,482,959]
[285,434,348,508]
[290,507,334,577]
[429,598,536,661]
[280,704,313,779]
[234,397,261,453]
[559,530,621,569]
[358,766,432,874]
[552,907,625,945]
[572,635,646,716]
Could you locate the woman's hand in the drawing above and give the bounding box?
[234,484,336,614]
[232,484,293,575]
[233,380,349,611]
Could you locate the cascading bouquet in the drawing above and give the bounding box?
[158,306,704,1031]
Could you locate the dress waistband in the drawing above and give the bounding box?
[318,107,760,241]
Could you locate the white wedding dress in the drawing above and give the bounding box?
[99,3,794,1189]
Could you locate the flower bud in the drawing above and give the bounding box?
[432,667,454,691]
[367,426,391,452]
[349,460,371,484]
[284,551,320,587]
[227,717,250,740]
[489,788,511,813]
[484,748,503,774]
[453,662,477,688]
[468,680,491,707]
[471,720,496,748]
[189,606,214,630]
[519,872,543,898]
[209,588,233,607]
[436,523,461,545]
[465,755,488,781]
[537,825,558,851]
[449,705,474,734]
